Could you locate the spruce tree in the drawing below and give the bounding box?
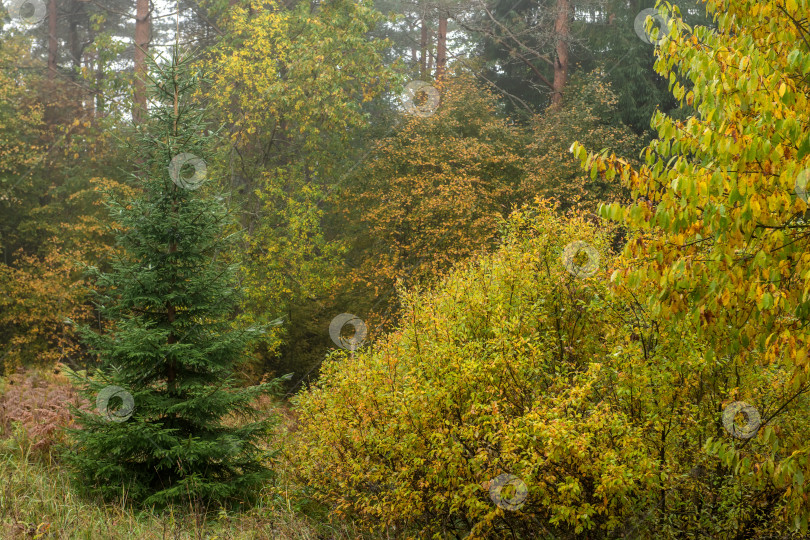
[63,49,285,509]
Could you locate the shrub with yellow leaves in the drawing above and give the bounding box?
[289,200,809,537]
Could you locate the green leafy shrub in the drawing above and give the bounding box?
[289,203,645,537]
[288,202,810,538]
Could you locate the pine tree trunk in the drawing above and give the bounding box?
[84,52,93,115]
[427,28,433,76]
[133,0,151,123]
[166,71,180,392]
[96,51,104,115]
[436,15,447,80]
[420,17,428,79]
[552,0,570,108]
[69,19,80,75]
[47,0,57,79]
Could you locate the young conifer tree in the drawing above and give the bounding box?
[63,49,284,509]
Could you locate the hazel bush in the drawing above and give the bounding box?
[288,203,810,539]
[289,204,651,537]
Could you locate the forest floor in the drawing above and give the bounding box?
[0,372,381,540]
[0,428,385,539]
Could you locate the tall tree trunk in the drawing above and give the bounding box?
[96,51,104,116]
[420,17,428,79]
[427,27,433,76]
[84,51,94,116]
[133,0,151,123]
[47,0,57,79]
[69,18,80,75]
[166,70,180,394]
[551,0,570,108]
[436,15,447,80]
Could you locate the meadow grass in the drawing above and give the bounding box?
[0,427,381,540]
[0,368,385,540]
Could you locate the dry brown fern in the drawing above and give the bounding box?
[0,365,89,460]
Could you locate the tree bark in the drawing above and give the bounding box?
[166,70,180,393]
[133,0,151,123]
[436,15,447,80]
[420,17,428,79]
[551,0,570,108]
[47,0,57,79]
[69,18,80,74]
[427,27,433,76]
[96,51,104,115]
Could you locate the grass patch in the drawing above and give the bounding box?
[0,367,382,539]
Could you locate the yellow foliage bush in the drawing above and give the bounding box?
[289,204,644,536]
[289,203,810,538]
